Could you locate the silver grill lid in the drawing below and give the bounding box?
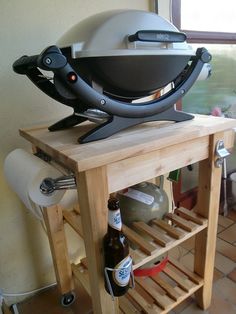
[58,10,194,58]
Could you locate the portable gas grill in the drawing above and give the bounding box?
[13,10,211,143]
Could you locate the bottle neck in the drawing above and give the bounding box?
[107,208,122,234]
[107,225,121,237]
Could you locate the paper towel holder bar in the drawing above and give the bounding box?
[40,175,77,195]
[34,150,52,162]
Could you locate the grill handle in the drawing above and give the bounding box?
[13,55,40,74]
[13,46,67,74]
[128,30,186,43]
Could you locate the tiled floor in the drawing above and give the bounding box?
[15,208,236,314]
[15,281,93,314]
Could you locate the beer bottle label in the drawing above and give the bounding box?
[108,209,122,230]
[113,255,132,287]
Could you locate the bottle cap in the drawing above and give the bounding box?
[108,197,120,210]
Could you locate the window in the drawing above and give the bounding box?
[171,0,236,204]
[171,0,236,117]
[172,0,236,43]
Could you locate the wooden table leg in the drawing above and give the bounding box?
[77,166,119,314]
[43,205,74,295]
[194,132,223,309]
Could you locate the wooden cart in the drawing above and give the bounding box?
[20,114,236,313]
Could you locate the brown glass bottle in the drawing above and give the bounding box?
[103,197,132,297]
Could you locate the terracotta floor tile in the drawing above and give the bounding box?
[176,252,224,283]
[213,268,224,283]
[181,286,236,314]
[179,236,195,251]
[218,223,236,244]
[217,224,225,234]
[208,286,236,314]
[214,251,236,274]
[172,296,194,314]
[216,237,236,262]
[227,209,236,222]
[214,277,236,305]
[179,252,194,271]
[228,267,236,283]
[178,302,209,313]
[218,215,234,228]
[168,246,188,261]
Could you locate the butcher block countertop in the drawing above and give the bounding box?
[20,114,236,173]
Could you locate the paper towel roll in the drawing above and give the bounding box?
[4,149,66,214]
[60,189,78,209]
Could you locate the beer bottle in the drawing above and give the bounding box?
[103,197,132,297]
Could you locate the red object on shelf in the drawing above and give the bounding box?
[133,256,168,277]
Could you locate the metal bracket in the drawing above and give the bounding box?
[215,140,230,168]
[34,150,52,162]
[104,258,135,300]
[40,175,76,195]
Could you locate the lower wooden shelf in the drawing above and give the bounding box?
[72,258,204,314]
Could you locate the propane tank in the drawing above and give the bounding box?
[118,176,169,271]
[117,176,169,227]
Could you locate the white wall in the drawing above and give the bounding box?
[0,0,153,304]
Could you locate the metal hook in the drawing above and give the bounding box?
[104,258,135,301]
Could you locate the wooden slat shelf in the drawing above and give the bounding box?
[175,207,207,226]
[129,207,208,270]
[64,206,208,270]
[165,213,197,232]
[72,258,204,314]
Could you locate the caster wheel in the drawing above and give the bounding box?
[61,291,76,307]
